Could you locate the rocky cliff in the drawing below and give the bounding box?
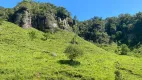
[7,1,74,32]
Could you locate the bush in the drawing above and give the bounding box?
[115,70,122,80]
[28,31,37,40]
[71,35,78,44]
[43,32,50,40]
[121,44,130,55]
[0,18,4,25]
[45,28,60,34]
[64,44,83,61]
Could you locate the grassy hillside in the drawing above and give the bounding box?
[0,21,142,80]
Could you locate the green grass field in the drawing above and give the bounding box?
[0,21,142,80]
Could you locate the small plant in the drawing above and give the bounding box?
[28,31,37,40]
[64,44,83,62]
[53,27,60,33]
[115,70,122,80]
[71,35,78,44]
[0,18,3,25]
[59,21,64,29]
[45,28,60,34]
[121,44,130,55]
[43,32,50,40]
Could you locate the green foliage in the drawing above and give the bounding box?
[72,25,79,34]
[59,21,64,29]
[115,70,122,80]
[97,43,119,53]
[56,7,70,19]
[23,0,33,2]
[0,18,4,25]
[12,7,25,26]
[0,7,11,21]
[42,30,56,40]
[28,31,37,40]
[73,16,77,25]
[78,17,110,44]
[1,1,142,80]
[3,0,73,32]
[77,12,142,47]
[71,35,78,44]
[2,0,142,48]
[121,44,130,55]
[45,28,61,34]
[43,32,49,40]
[0,21,142,80]
[64,44,83,61]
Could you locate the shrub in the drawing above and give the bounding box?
[59,21,64,29]
[28,31,37,40]
[43,32,50,40]
[64,44,83,61]
[0,18,4,25]
[71,35,78,44]
[121,44,130,55]
[45,28,60,34]
[115,70,122,80]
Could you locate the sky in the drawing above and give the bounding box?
[0,0,142,21]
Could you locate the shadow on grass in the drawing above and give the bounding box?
[58,60,80,66]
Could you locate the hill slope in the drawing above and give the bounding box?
[0,21,142,80]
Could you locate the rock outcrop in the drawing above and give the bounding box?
[22,9,31,28]
[58,17,73,31]
[9,2,74,32]
[12,7,31,28]
[31,13,58,31]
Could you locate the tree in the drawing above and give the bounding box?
[73,15,77,25]
[23,0,33,2]
[64,45,83,62]
[121,44,130,55]
[56,7,70,20]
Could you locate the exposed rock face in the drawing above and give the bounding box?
[22,9,31,28]
[12,7,31,28]
[1,1,75,32]
[32,13,58,31]
[58,17,71,31]
[45,14,58,29]
[12,7,72,31]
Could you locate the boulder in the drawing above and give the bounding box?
[51,52,57,57]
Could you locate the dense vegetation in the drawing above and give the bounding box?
[1,0,142,50]
[0,0,74,31]
[0,0,142,79]
[77,13,142,48]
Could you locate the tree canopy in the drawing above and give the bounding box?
[1,0,142,48]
